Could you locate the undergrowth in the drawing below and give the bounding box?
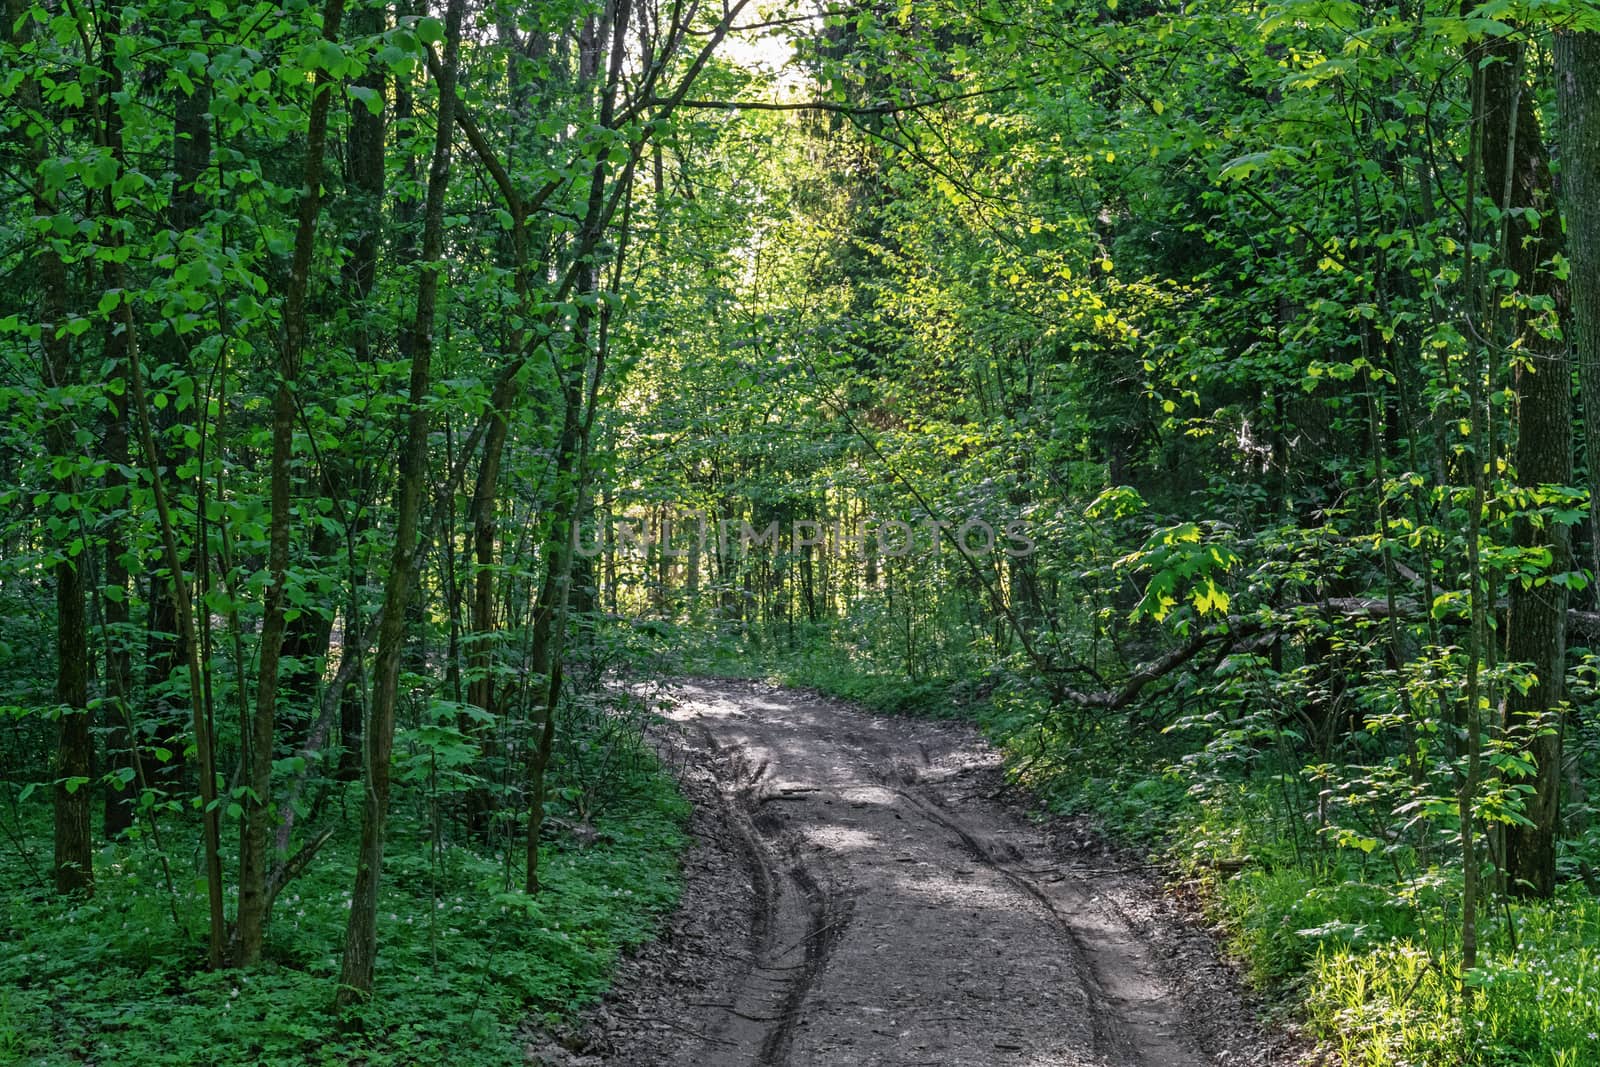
[0,744,687,1066]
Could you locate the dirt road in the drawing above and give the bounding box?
[529,679,1289,1067]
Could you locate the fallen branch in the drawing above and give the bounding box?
[1056,593,1600,709]
[1054,617,1265,709]
[264,823,338,919]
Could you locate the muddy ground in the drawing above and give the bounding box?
[526,679,1311,1066]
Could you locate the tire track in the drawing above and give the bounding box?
[883,777,1193,1066]
[695,726,852,1066]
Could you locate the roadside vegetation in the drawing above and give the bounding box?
[0,723,686,1065]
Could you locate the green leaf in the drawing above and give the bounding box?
[312,39,346,75]
[416,16,445,44]
[1219,151,1272,183]
[349,84,383,115]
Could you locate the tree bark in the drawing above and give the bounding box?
[100,17,135,841]
[1559,30,1600,595]
[524,376,587,892]
[11,0,95,897]
[1482,34,1571,899]
[120,256,228,970]
[46,280,93,897]
[141,26,215,795]
[102,347,135,840]
[523,0,633,893]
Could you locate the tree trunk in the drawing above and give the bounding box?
[100,23,135,840]
[47,280,92,897]
[235,0,349,966]
[11,0,95,896]
[524,377,586,891]
[102,350,135,840]
[1559,30,1600,596]
[1483,34,1572,899]
[336,0,465,1007]
[468,415,510,717]
[523,0,633,892]
[122,254,229,971]
[142,29,215,796]
[293,0,383,775]
[278,517,340,746]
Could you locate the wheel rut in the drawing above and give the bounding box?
[882,774,1196,1066]
[695,729,854,1066]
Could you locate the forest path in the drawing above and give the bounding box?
[527,679,1286,1067]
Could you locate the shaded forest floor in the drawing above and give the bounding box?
[530,679,1303,1066]
[0,744,688,1066]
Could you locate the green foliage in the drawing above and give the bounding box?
[1307,897,1600,1067]
[0,741,687,1066]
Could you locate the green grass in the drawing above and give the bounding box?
[0,750,688,1066]
[1305,896,1600,1067]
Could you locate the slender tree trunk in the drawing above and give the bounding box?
[235,0,349,966]
[121,265,228,971]
[102,355,135,839]
[278,516,340,746]
[141,38,214,795]
[281,0,386,776]
[524,379,586,892]
[47,278,92,897]
[468,416,510,717]
[605,489,619,615]
[523,0,633,892]
[11,0,95,896]
[100,21,135,841]
[463,410,510,836]
[71,6,225,952]
[336,0,466,1007]
[1459,59,1489,995]
[345,0,386,366]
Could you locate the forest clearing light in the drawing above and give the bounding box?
[716,2,809,89]
[721,26,794,75]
